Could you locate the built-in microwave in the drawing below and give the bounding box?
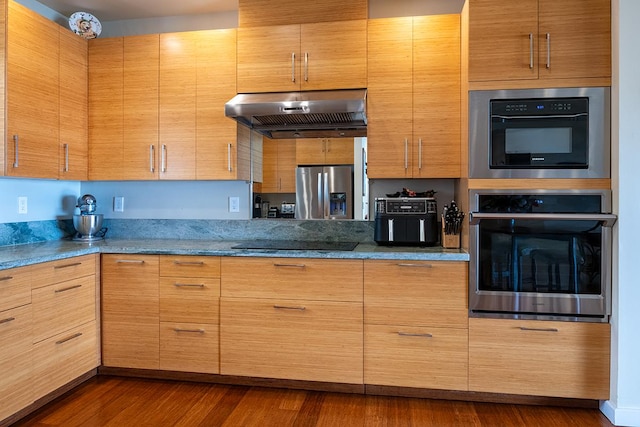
[469,87,610,179]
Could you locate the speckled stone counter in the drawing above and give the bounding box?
[0,238,468,270]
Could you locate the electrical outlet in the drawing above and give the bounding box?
[18,196,27,214]
[229,196,240,213]
[114,196,125,212]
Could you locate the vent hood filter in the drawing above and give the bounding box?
[225,89,367,139]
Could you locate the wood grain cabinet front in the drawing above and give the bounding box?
[261,139,296,193]
[0,265,31,313]
[469,318,611,399]
[364,260,469,391]
[295,138,354,166]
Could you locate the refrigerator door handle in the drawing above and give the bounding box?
[323,172,330,218]
[317,172,323,216]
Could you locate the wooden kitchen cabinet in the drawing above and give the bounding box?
[262,139,296,193]
[367,15,461,179]
[159,255,220,374]
[101,254,160,369]
[296,138,353,166]
[220,257,364,383]
[468,0,611,85]
[237,20,367,93]
[469,318,610,399]
[364,260,468,391]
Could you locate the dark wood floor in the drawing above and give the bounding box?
[12,376,615,427]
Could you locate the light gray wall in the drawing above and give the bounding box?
[0,179,80,222]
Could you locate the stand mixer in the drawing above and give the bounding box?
[73,194,107,241]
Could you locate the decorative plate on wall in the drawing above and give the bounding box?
[69,11,102,39]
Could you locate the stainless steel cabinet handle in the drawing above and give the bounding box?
[304,52,309,82]
[56,332,83,345]
[55,284,83,293]
[273,263,306,268]
[54,262,82,270]
[396,263,433,268]
[116,259,145,264]
[227,143,233,172]
[0,317,16,325]
[174,328,205,334]
[274,305,306,311]
[469,212,618,227]
[519,327,559,333]
[63,143,69,172]
[291,52,296,83]
[529,33,534,69]
[174,283,205,288]
[404,138,409,170]
[397,332,433,338]
[0,276,14,282]
[13,135,19,168]
[150,145,155,173]
[161,144,167,173]
[173,261,205,266]
[546,33,551,68]
[418,138,423,170]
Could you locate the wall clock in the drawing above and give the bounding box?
[69,11,102,39]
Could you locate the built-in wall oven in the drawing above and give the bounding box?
[469,87,610,179]
[469,189,617,322]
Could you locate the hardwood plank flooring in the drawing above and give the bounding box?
[12,376,614,427]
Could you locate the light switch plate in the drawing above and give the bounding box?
[229,196,240,213]
[18,196,27,214]
[114,196,124,212]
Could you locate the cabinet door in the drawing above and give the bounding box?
[220,297,363,384]
[263,139,296,193]
[237,25,301,93]
[6,0,60,179]
[122,35,159,180]
[300,20,367,91]
[469,318,610,399]
[413,15,461,178]
[538,0,611,80]
[296,138,353,166]
[159,32,197,180]
[160,321,219,374]
[101,254,159,369]
[59,27,88,180]
[366,18,414,178]
[88,37,124,180]
[0,265,31,313]
[196,29,244,180]
[468,0,539,82]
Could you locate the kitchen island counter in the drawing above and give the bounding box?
[0,239,468,270]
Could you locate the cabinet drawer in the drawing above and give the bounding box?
[30,254,97,289]
[364,260,468,328]
[222,257,363,301]
[220,297,363,384]
[0,304,33,421]
[160,277,220,323]
[0,265,31,312]
[365,324,468,391]
[160,255,220,278]
[32,321,98,399]
[160,321,219,374]
[469,318,610,399]
[32,275,96,343]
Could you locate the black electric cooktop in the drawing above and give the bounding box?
[231,240,359,251]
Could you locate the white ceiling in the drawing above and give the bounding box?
[36,0,240,21]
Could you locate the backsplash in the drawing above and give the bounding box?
[0,219,376,247]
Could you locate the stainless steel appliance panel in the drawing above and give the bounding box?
[295,165,353,219]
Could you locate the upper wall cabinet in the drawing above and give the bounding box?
[468,0,611,85]
[238,0,367,27]
[237,20,367,93]
[367,15,461,179]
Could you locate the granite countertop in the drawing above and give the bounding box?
[0,238,469,270]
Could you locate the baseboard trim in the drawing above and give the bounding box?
[600,399,640,426]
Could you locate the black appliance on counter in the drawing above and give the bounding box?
[374,197,438,246]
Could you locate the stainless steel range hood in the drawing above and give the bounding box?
[224,89,367,139]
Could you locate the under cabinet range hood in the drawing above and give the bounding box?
[224,89,367,139]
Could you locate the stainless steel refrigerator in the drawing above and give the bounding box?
[295,166,353,219]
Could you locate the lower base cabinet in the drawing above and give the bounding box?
[469,318,611,399]
[159,322,219,374]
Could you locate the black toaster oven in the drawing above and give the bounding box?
[374,198,438,246]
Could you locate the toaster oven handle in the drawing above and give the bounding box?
[469,212,617,227]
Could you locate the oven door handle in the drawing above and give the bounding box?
[469,212,617,227]
[491,113,588,120]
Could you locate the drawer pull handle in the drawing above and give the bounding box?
[174,328,205,334]
[273,263,306,268]
[274,305,306,311]
[396,263,433,268]
[116,260,145,264]
[0,276,14,282]
[173,261,205,266]
[54,262,82,269]
[55,284,82,293]
[397,332,433,338]
[56,332,83,345]
[174,283,205,288]
[0,317,16,325]
[519,327,559,333]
